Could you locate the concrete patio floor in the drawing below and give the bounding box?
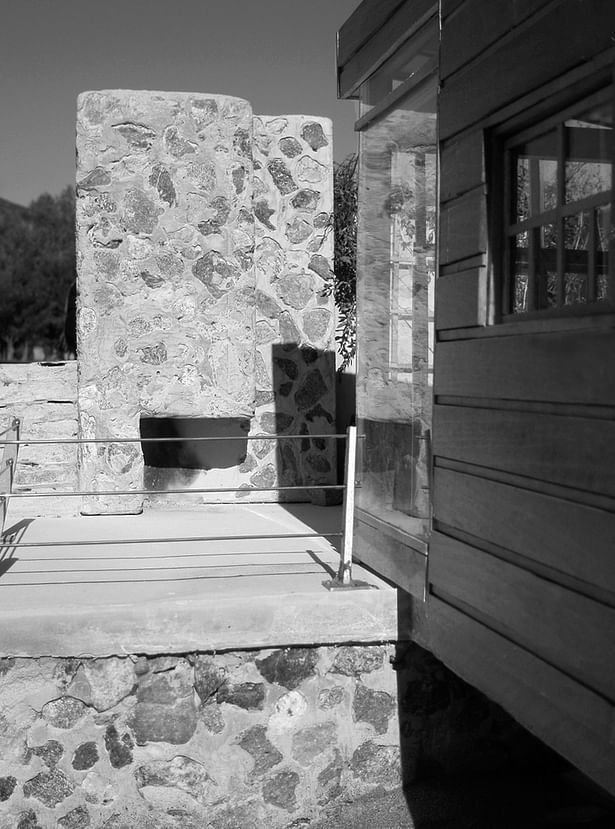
[0,503,405,657]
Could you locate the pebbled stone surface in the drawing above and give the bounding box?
[57,806,91,828]
[72,742,99,771]
[22,768,74,807]
[41,697,88,729]
[217,682,265,710]
[353,684,395,735]
[31,740,63,768]
[0,776,16,802]
[331,647,385,677]
[262,770,299,811]
[103,724,134,768]
[135,755,218,807]
[237,725,283,777]
[292,722,337,765]
[256,648,318,690]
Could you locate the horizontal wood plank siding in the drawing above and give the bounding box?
[429,532,615,701]
[435,270,487,330]
[439,187,486,265]
[433,0,615,790]
[439,0,615,140]
[337,0,405,68]
[355,513,427,599]
[439,131,485,203]
[440,0,546,81]
[428,597,615,796]
[434,468,615,597]
[434,329,615,404]
[433,405,615,497]
[338,0,437,99]
[440,0,466,18]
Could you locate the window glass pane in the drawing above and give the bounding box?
[506,88,612,315]
[512,234,528,312]
[356,67,436,538]
[358,21,437,113]
[596,204,611,301]
[565,103,612,204]
[514,131,558,221]
[537,223,558,308]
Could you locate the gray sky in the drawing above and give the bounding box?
[1,0,360,206]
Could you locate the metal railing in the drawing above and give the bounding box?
[0,417,19,537]
[0,424,363,589]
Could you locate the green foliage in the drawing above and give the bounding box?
[324,153,357,371]
[0,187,76,360]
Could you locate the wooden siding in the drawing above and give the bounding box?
[432,0,615,794]
[439,0,615,141]
[354,509,427,599]
[428,598,615,797]
[435,269,486,330]
[337,0,437,99]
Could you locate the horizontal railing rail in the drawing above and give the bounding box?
[0,425,364,589]
[0,433,350,446]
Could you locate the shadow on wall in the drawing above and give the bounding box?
[270,343,338,502]
[136,344,343,503]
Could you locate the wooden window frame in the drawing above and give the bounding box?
[490,69,615,323]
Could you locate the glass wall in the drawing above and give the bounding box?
[355,22,437,548]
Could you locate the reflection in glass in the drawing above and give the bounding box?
[356,68,436,539]
[563,212,588,304]
[596,204,611,301]
[565,104,612,203]
[512,234,528,312]
[515,132,558,221]
[507,91,612,313]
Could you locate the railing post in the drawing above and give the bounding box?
[338,424,357,585]
[323,425,374,591]
[1,417,20,537]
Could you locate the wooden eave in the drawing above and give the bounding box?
[337,0,438,100]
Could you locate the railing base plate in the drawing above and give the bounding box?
[322,578,378,592]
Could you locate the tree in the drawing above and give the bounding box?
[0,187,76,360]
[325,153,357,371]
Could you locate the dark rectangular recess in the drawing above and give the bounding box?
[140,417,250,470]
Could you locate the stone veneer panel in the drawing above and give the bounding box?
[249,115,337,501]
[76,91,255,513]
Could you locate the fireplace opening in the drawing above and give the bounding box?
[140,417,250,471]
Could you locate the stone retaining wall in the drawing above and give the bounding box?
[0,362,78,522]
[0,643,537,829]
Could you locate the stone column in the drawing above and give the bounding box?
[76,91,254,513]
[248,115,337,500]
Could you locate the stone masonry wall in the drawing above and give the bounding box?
[0,362,78,522]
[76,92,337,515]
[76,91,256,514]
[0,643,532,829]
[249,115,337,503]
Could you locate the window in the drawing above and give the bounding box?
[502,85,614,316]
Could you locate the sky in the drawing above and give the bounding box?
[0,0,360,207]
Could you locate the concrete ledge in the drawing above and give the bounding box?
[0,504,404,657]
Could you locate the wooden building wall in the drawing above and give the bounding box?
[431,0,615,794]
